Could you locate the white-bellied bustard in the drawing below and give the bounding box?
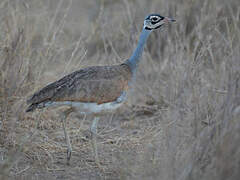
[26,14,175,165]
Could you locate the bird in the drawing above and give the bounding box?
[26,14,175,165]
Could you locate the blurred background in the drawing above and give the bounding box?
[0,0,239,179]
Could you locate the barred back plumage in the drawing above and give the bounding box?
[26,63,131,112]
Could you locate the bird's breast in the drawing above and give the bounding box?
[43,100,125,115]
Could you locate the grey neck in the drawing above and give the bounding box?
[126,28,152,74]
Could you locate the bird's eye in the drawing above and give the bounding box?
[151,17,158,21]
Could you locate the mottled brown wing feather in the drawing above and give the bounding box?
[27,63,131,106]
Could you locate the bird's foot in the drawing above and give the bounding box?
[66,148,72,165]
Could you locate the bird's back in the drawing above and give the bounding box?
[26,63,132,112]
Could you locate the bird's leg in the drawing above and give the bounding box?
[60,107,74,165]
[90,117,100,166]
[90,116,99,135]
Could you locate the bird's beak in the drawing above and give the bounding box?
[163,17,176,23]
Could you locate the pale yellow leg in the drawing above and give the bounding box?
[90,117,100,166]
[60,108,74,165]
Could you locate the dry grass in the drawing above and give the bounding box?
[0,0,240,179]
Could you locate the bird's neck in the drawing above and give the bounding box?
[126,28,152,73]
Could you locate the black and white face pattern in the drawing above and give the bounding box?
[144,14,175,30]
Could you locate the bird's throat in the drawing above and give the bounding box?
[127,28,152,73]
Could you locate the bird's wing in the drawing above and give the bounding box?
[27,63,131,106]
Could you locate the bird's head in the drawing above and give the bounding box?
[144,14,176,30]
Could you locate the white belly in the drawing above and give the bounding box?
[43,101,124,114]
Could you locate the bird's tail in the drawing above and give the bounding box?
[26,104,38,112]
